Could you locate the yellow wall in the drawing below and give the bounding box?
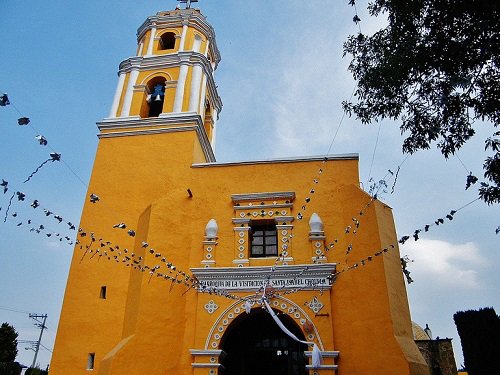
[52,142,428,374]
[51,7,428,375]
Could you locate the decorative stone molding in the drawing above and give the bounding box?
[309,213,327,263]
[97,113,216,162]
[204,300,219,314]
[205,219,218,238]
[232,191,295,204]
[232,226,250,267]
[309,213,324,233]
[192,154,359,168]
[116,52,222,115]
[202,219,218,267]
[305,350,340,373]
[137,8,221,67]
[231,192,296,264]
[191,264,335,292]
[306,296,324,314]
[190,349,225,374]
[204,295,326,352]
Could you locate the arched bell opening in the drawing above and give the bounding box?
[140,77,166,118]
[159,31,176,50]
[219,308,308,375]
[203,100,213,138]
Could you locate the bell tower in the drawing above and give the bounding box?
[50,6,223,375]
[103,6,222,158]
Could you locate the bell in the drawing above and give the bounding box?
[155,94,162,101]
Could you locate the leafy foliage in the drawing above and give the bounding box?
[453,307,500,375]
[344,0,500,204]
[0,322,18,363]
[0,362,22,375]
[25,367,48,375]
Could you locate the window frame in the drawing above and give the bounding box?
[99,286,107,299]
[87,352,95,370]
[250,220,278,258]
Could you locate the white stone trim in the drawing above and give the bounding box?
[232,192,295,203]
[232,259,249,267]
[120,69,139,117]
[306,364,339,371]
[199,75,207,115]
[179,23,188,52]
[192,34,202,53]
[192,154,359,168]
[146,26,156,56]
[205,295,326,351]
[188,64,203,112]
[305,351,339,371]
[136,9,221,66]
[191,263,335,292]
[108,72,126,118]
[190,349,224,356]
[117,52,222,115]
[204,39,210,56]
[173,63,189,112]
[233,203,292,210]
[305,351,339,359]
[99,112,200,128]
[191,363,222,368]
[211,108,218,149]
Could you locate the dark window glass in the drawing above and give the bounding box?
[100,286,107,299]
[250,221,277,257]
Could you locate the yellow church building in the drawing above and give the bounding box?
[50,4,429,375]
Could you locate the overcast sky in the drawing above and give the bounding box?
[1,0,498,370]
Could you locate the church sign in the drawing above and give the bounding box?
[191,264,336,292]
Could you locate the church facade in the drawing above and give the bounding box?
[50,5,429,375]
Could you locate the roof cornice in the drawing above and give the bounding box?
[192,154,359,168]
[96,113,216,162]
[137,9,221,66]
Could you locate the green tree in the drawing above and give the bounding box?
[25,366,48,375]
[453,307,500,375]
[344,0,500,204]
[0,322,18,363]
[0,322,21,375]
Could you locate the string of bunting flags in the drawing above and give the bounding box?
[1,178,76,244]
[0,91,88,188]
[1,57,492,311]
[398,197,481,245]
[0,60,452,299]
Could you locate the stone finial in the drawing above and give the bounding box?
[309,213,324,233]
[205,218,218,238]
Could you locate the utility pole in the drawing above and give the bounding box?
[29,313,47,369]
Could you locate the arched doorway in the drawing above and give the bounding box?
[219,308,308,375]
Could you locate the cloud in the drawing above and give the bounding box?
[402,239,486,289]
[269,47,353,155]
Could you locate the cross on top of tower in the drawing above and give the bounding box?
[177,0,199,9]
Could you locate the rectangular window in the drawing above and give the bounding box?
[87,353,95,370]
[250,221,278,257]
[99,286,107,299]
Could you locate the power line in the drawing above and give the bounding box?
[367,121,382,183]
[0,306,30,314]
